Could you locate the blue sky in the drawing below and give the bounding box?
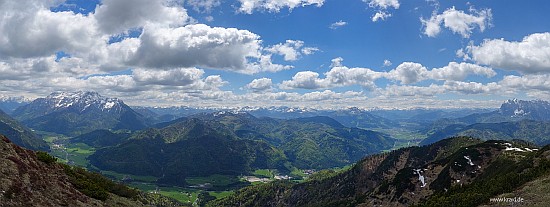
[0,0,549,109]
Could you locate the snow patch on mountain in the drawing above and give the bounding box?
[464,156,475,166]
[413,169,427,188]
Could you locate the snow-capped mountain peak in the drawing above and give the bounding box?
[42,91,124,113]
[500,99,550,120]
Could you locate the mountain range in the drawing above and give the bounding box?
[421,119,550,146]
[188,111,395,169]
[89,112,395,186]
[12,91,148,136]
[209,137,550,206]
[421,99,550,146]
[90,117,288,187]
[425,99,550,133]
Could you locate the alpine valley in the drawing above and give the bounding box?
[1,92,550,206]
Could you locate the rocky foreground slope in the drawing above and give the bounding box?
[0,134,185,207]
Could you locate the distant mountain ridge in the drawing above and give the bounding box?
[140,106,398,129]
[90,112,395,186]
[0,97,29,114]
[90,117,287,186]
[421,119,550,146]
[423,99,550,134]
[12,91,148,136]
[0,109,48,151]
[188,111,395,169]
[499,99,550,120]
[14,91,125,118]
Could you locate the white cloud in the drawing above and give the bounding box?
[365,0,400,9]
[245,78,273,92]
[238,0,324,14]
[330,57,344,67]
[372,11,392,22]
[205,16,215,22]
[129,24,262,72]
[301,90,363,101]
[281,58,381,90]
[324,65,381,89]
[94,0,190,34]
[499,74,550,92]
[280,71,328,89]
[87,75,141,92]
[364,0,400,22]
[383,59,392,67]
[386,62,495,84]
[386,62,428,84]
[186,0,221,13]
[265,40,317,61]
[133,68,205,86]
[464,33,550,73]
[0,2,103,59]
[380,84,442,97]
[428,62,496,81]
[0,0,302,80]
[301,47,319,55]
[379,80,500,97]
[421,6,492,38]
[329,21,348,29]
[282,60,494,89]
[247,54,294,73]
[443,81,500,94]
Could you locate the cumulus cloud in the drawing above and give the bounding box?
[246,54,294,73]
[245,78,273,92]
[379,80,500,97]
[282,59,495,90]
[499,74,550,92]
[386,62,428,84]
[0,1,102,59]
[383,59,392,67]
[133,68,204,86]
[365,0,400,9]
[329,21,348,29]
[238,0,324,14]
[280,71,328,89]
[380,84,442,97]
[94,0,190,34]
[265,40,318,61]
[372,11,392,22]
[421,6,492,38]
[364,0,400,22]
[0,0,306,86]
[281,58,382,90]
[464,33,550,73]
[324,65,381,89]
[186,0,221,13]
[386,62,495,84]
[129,24,262,72]
[443,81,500,94]
[428,62,496,81]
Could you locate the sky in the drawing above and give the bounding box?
[0,0,549,109]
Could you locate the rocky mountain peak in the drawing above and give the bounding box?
[499,99,550,120]
[40,91,124,113]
